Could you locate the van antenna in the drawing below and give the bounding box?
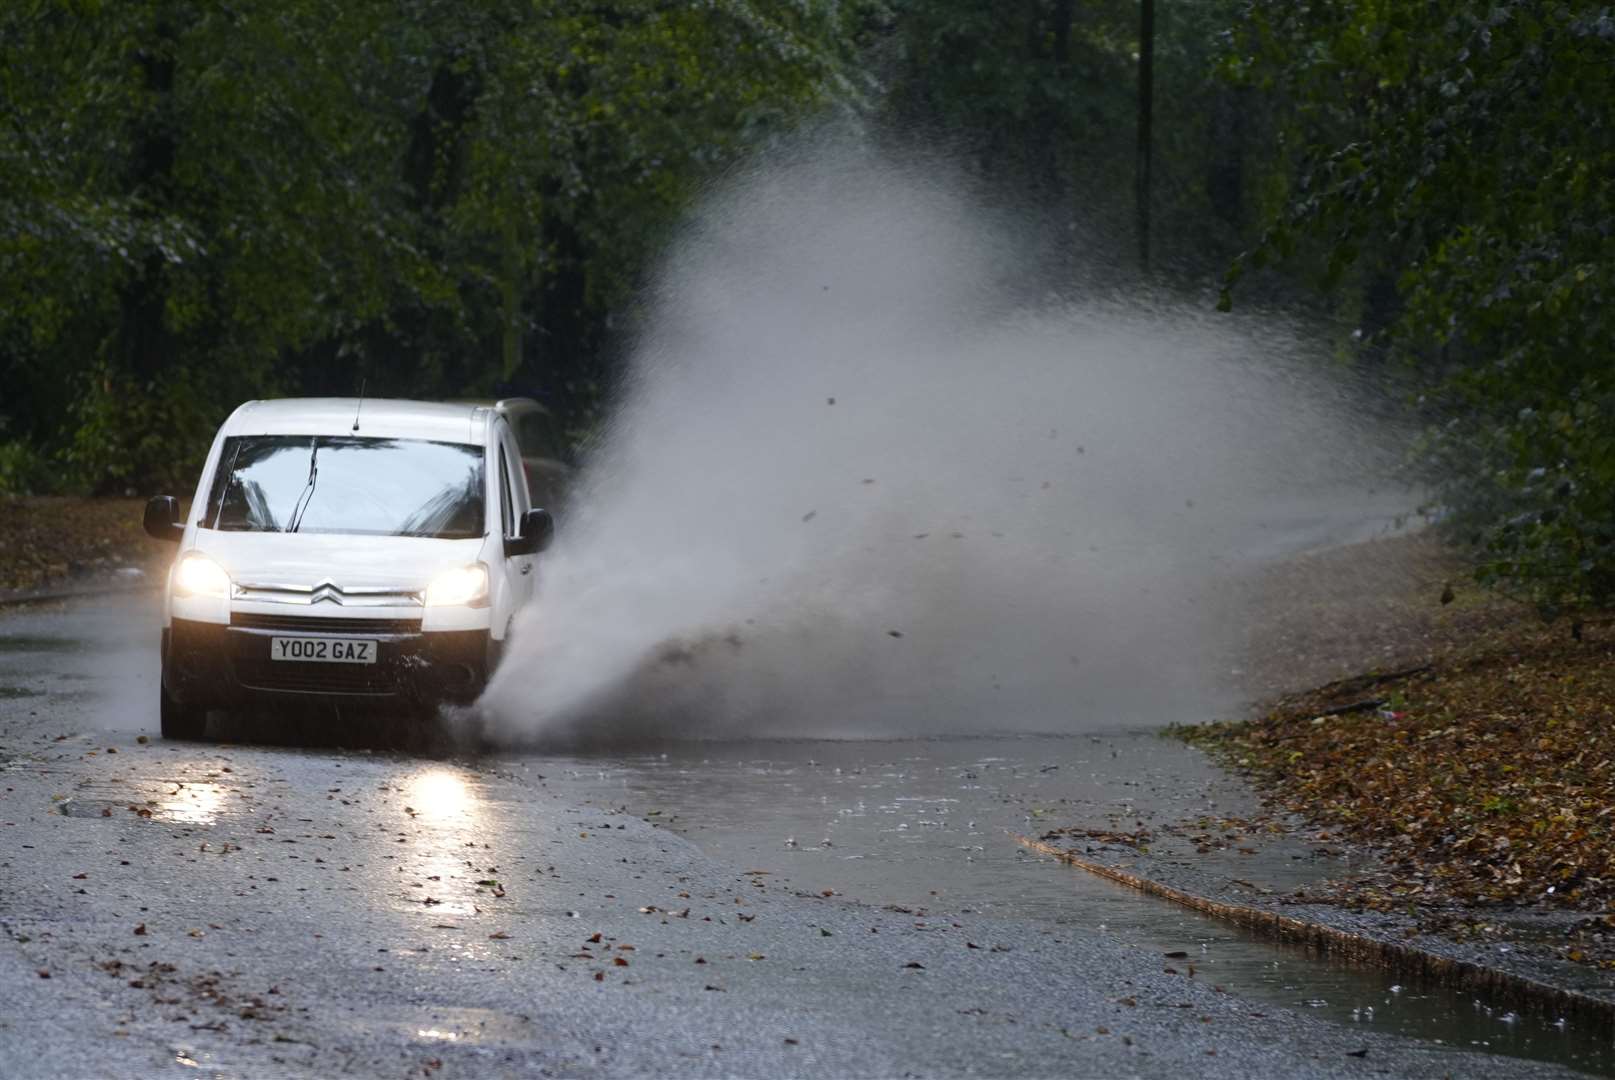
[352,379,366,432]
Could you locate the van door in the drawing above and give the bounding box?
[497,435,535,615]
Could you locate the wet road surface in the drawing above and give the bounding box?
[538,738,1615,1073]
[0,596,1606,1078]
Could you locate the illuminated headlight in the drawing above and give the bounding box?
[425,563,489,608]
[173,553,231,599]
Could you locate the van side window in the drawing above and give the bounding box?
[506,433,531,515]
[497,446,514,538]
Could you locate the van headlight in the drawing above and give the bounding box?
[425,563,489,608]
[173,553,231,599]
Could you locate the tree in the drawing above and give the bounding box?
[1221,2,1615,616]
[0,0,865,491]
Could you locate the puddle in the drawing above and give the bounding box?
[530,733,1615,1076]
[57,781,231,825]
[342,1006,539,1052]
[58,799,123,819]
[391,1006,537,1045]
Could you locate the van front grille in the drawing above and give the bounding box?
[231,613,421,635]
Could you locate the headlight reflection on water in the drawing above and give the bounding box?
[402,769,476,823]
[157,782,226,825]
[397,768,487,920]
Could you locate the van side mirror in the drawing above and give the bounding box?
[506,508,554,557]
[143,496,184,542]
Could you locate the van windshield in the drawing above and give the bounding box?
[204,436,484,539]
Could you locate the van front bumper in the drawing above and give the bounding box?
[163,616,493,710]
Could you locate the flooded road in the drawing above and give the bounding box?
[537,736,1615,1075]
[1,594,1609,1077]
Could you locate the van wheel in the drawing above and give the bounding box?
[160,683,207,741]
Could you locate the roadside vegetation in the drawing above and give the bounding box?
[1192,625,1615,915]
[1183,534,1615,968]
[0,496,170,595]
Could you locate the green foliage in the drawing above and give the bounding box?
[0,0,863,493]
[0,442,58,496]
[1223,2,1615,615]
[67,362,242,494]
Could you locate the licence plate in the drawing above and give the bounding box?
[270,636,377,664]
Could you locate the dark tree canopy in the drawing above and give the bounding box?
[4,0,1613,615]
[0,0,863,490]
[1220,1,1615,615]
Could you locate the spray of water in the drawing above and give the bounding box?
[479,143,1405,746]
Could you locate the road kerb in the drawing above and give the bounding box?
[1014,832,1615,1028]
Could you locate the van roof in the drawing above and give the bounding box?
[224,398,492,444]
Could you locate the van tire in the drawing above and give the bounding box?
[160,683,207,741]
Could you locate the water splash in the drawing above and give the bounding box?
[480,142,1404,746]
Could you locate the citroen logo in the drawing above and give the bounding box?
[310,580,345,606]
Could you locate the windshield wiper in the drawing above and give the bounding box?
[210,438,247,530]
[286,439,320,533]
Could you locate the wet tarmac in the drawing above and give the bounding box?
[536,736,1615,1075]
[1,595,1609,1077]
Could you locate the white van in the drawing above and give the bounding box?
[142,398,553,739]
